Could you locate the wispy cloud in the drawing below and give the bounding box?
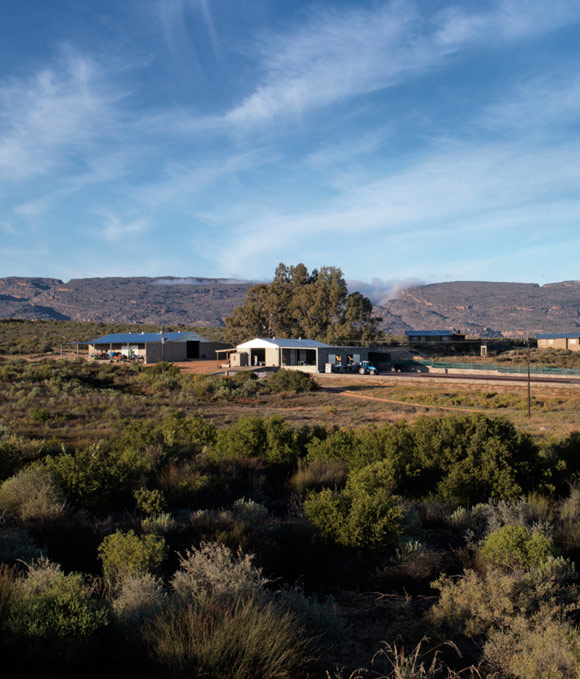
[98,212,150,242]
[223,0,580,128]
[0,50,123,181]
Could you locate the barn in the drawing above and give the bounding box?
[87,331,231,363]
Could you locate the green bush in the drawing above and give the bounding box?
[212,415,300,465]
[3,559,109,671]
[98,529,167,583]
[134,488,167,516]
[480,525,555,570]
[265,369,318,394]
[304,460,404,552]
[45,444,151,510]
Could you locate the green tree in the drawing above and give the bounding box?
[225,262,379,344]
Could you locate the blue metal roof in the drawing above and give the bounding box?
[238,338,330,349]
[537,332,580,340]
[89,332,208,344]
[406,330,457,336]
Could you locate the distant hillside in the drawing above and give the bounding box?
[0,277,252,327]
[376,280,580,337]
[1,277,579,337]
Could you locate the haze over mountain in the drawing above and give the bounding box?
[1,277,579,338]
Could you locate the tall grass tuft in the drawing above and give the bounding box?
[142,595,316,679]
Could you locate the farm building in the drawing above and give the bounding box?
[537,332,580,352]
[406,329,466,344]
[87,332,231,363]
[221,338,390,373]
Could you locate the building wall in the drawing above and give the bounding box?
[538,337,580,351]
[146,342,187,363]
[198,341,233,360]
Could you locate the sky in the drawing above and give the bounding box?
[1,0,580,294]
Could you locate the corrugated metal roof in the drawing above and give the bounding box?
[237,338,330,349]
[89,332,209,344]
[406,330,457,336]
[537,332,580,339]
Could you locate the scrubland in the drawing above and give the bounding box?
[2,341,580,677]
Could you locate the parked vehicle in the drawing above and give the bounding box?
[358,360,379,375]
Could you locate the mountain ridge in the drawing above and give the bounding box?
[0,276,579,337]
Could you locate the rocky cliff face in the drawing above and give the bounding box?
[375,281,580,337]
[1,277,579,337]
[0,277,252,327]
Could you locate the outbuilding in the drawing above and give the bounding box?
[406,329,466,344]
[224,337,390,373]
[537,332,580,352]
[87,332,231,363]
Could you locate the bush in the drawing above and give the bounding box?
[480,525,555,570]
[111,572,166,624]
[0,466,66,521]
[171,542,267,605]
[304,461,404,552]
[212,415,300,465]
[46,444,151,511]
[484,614,580,679]
[134,487,167,516]
[98,529,167,583]
[142,595,315,679]
[265,369,318,394]
[3,559,109,671]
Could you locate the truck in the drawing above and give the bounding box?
[358,360,379,375]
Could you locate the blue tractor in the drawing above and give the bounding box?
[358,360,379,375]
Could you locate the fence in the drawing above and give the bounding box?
[407,358,580,377]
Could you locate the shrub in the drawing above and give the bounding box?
[4,559,109,669]
[141,512,177,535]
[429,568,567,640]
[46,444,150,511]
[171,542,267,605]
[483,614,580,679]
[0,466,66,521]
[98,529,167,583]
[134,487,167,516]
[479,525,555,570]
[111,572,166,624]
[304,461,404,552]
[213,415,300,465]
[142,595,315,679]
[265,369,318,394]
[231,497,268,524]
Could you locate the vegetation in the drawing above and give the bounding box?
[225,262,380,344]
[3,334,580,676]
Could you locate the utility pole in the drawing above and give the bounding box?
[527,336,531,420]
[161,325,165,379]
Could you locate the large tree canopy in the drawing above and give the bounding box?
[225,263,380,344]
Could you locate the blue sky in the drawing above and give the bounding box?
[1,0,580,295]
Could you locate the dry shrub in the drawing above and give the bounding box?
[429,569,564,639]
[483,614,580,679]
[112,572,167,624]
[142,595,315,679]
[0,466,66,521]
[171,541,267,605]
